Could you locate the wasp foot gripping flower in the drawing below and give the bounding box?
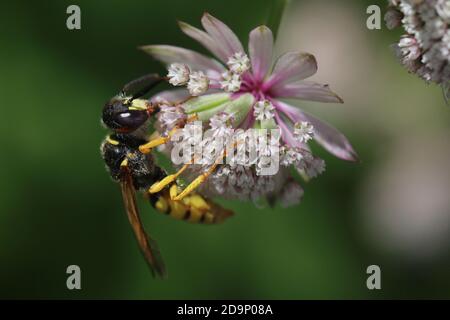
[385,0,450,99]
[141,13,357,207]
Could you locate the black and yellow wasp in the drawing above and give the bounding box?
[100,74,233,278]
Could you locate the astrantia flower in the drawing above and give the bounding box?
[227,52,251,74]
[167,63,190,86]
[187,71,209,96]
[156,98,186,131]
[294,121,314,144]
[279,179,305,208]
[254,100,275,121]
[141,13,357,206]
[385,0,450,97]
[220,71,242,92]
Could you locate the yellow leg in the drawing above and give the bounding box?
[148,164,189,194]
[138,113,198,154]
[172,162,219,201]
[172,140,230,201]
[139,127,179,154]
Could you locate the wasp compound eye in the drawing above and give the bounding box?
[102,99,149,132]
[114,110,148,131]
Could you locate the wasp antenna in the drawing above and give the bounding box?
[122,73,164,100]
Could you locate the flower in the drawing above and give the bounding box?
[220,71,242,92]
[209,112,234,136]
[280,146,303,167]
[187,71,209,96]
[293,121,314,144]
[303,156,326,179]
[385,0,450,95]
[254,100,275,121]
[141,13,357,206]
[279,179,304,208]
[167,63,190,86]
[227,52,251,74]
[156,98,186,132]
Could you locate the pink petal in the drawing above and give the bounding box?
[201,13,244,59]
[248,26,273,81]
[139,45,224,76]
[274,112,301,148]
[178,21,229,63]
[274,100,358,161]
[265,52,317,89]
[270,81,343,103]
[151,89,190,103]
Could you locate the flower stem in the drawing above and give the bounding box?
[266,0,290,41]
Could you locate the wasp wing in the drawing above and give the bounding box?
[119,166,167,278]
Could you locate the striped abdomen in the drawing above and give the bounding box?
[148,186,233,224]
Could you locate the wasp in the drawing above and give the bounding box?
[100,74,233,278]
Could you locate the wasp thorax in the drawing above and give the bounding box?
[102,97,149,133]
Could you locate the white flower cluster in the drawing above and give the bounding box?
[386,0,450,87]
[209,164,278,202]
[254,100,275,121]
[155,97,186,135]
[197,113,235,166]
[172,113,280,173]
[293,121,314,144]
[167,52,250,96]
[278,179,305,208]
[220,52,250,93]
[167,63,209,96]
[279,120,317,177]
[280,145,326,180]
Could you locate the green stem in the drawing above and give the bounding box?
[266,0,290,41]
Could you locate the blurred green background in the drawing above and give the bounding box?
[1,0,450,299]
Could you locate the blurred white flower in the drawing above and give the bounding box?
[361,134,450,261]
[386,0,450,93]
[279,179,304,208]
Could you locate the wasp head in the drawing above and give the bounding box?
[102,96,150,133]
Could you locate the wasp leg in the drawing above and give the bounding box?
[172,162,219,201]
[172,138,234,201]
[148,164,189,194]
[138,127,179,154]
[138,114,199,154]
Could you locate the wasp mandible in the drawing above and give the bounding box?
[100,74,233,278]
